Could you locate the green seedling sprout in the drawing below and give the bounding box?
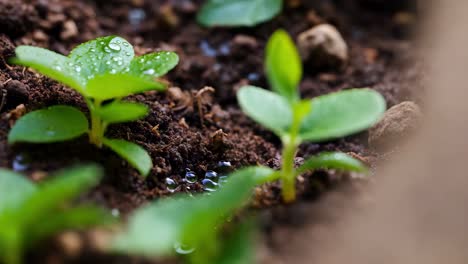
[8,36,179,176]
[0,165,112,264]
[197,0,282,27]
[112,166,270,264]
[237,29,386,202]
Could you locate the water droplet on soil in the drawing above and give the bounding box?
[202,178,218,192]
[205,170,218,181]
[128,8,146,26]
[12,153,30,172]
[184,169,197,184]
[200,40,217,57]
[166,177,177,192]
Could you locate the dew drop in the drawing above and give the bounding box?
[104,47,111,53]
[143,69,155,75]
[117,61,123,66]
[75,66,82,73]
[54,65,62,71]
[174,242,195,255]
[184,169,197,184]
[108,42,121,51]
[111,208,120,217]
[202,179,218,192]
[110,69,117,74]
[90,48,96,52]
[123,42,130,47]
[125,52,131,56]
[166,177,177,193]
[106,61,111,65]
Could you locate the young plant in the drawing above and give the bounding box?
[237,29,386,202]
[112,166,270,264]
[8,36,179,176]
[197,0,282,27]
[0,165,112,264]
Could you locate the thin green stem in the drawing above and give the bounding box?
[280,102,306,203]
[88,99,104,148]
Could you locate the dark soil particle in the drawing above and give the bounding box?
[0,0,422,263]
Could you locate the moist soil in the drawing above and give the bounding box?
[0,0,423,263]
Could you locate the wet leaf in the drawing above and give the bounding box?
[98,101,149,124]
[266,29,302,102]
[129,51,179,81]
[8,106,89,144]
[296,152,367,175]
[69,36,134,80]
[237,86,292,136]
[86,73,165,100]
[103,138,152,176]
[299,89,386,142]
[10,46,85,92]
[20,165,103,225]
[198,0,282,27]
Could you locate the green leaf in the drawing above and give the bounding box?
[10,46,85,92]
[98,102,149,124]
[129,52,179,81]
[296,152,367,175]
[19,165,103,225]
[237,86,292,136]
[112,167,257,258]
[102,138,152,176]
[69,36,134,81]
[8,106,89,144]
[197,0,282,27]
[0,170,36,215]
[299,89,386,142]
[216,221,255,264]
[28,205,113,244]
[85,73,166,100]
[266,29,302,102]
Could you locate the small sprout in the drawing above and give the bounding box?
[0,165,112,264]
[237,29,386,202]
[197,0,283,27]
[112,166,270,263]
[8,36,179,176]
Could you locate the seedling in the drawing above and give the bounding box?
[0,165,112,264]
[237,29,386,202]
[8,36,179,176]
[197,0,282,27]
[112,166,270,264]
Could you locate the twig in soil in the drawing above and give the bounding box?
[0,89,6,113]
[195,86,215,126]
[0,57,13,70]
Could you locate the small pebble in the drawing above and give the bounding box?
[61,20,78,40]
[297,24,348,70]
[4,80,29,109]
[369,101,422,151]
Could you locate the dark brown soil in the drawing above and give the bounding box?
[0,0,423,263]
